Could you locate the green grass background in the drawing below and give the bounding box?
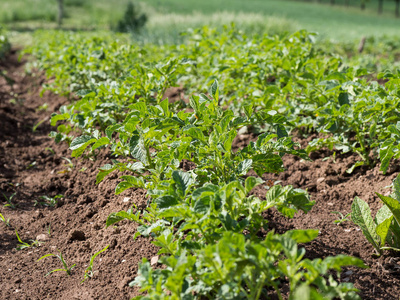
[1,0,400,43]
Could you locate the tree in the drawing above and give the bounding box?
[116,2,147,33]
[396,0,400,18]
[57,0,64,26]
[361,0,366,10]
[378,0,383,14]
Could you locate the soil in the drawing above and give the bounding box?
[1,50,400,300]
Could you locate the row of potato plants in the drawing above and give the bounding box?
[60,79,367,299]
[24,30,370,297]
[26,27,400,175]
[27,28,400,292]
[172,27,400,174]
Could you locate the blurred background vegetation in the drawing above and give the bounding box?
[1,0,400,45]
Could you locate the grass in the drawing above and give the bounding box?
[2,0,400,44]
[1,0,131,28]
[140,0,400,41]
[135,11,299,45]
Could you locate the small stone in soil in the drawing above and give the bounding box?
[36,234,49,242]
[151,256,159,266]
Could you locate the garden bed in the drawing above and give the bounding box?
[1,51,399,299]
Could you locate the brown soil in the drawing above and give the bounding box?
[1,51,400,300]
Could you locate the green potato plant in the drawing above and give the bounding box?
[26,27,374,299]
[352,174,400,255]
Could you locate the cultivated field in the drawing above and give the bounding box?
[1,1,400,299]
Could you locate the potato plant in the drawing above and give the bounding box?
[352,174,400,255]
[26,28,378,298]
[29,27,400,174]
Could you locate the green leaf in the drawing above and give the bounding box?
[89,245,109,266]
[245,176,263,194]
[338,92,349,106]
[105,124,122,140]
[185,127,206,144]
[376,216,393,248]
[70,135,95,150]
[193,198,210,214]
[376,193,400,229]
[284,229,319,244]
[243,104,253,119]
[351,197,381,253]
[375,204,392,224]
[155,195,179,209]
[209,79,219,101]
[236,159,252,176]
[192,184,219,200]
[346,161,364,174]
[222,130,237,152]
[394,175,400,201]
[91,137,110,150]
[106,210,136,227]
[379,144,394,174]
[37,253,55,261]
[291,284,324,300]
[189,95,200,112]
[50,113,69,126]
[70,135,96,157]
[96,164,117,184]
[115,176,144,195]
[130,135,148,165]
[172,170,192,198]
[159,99,170,117]
[322,254,368,270]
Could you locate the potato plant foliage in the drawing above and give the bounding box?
[352,174,400,255]
[26,27,400,174]
[23,27,392,298]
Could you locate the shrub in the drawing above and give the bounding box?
[115,2,147,33]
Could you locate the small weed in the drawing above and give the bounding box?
[32,119,47,132]
[0,212,10,226]
[58,157,74,174]
[45,147,55,155]
[322,152,337,163]
[7,182,20,188]
[47,223,51,237]
[35,194,63,207]
[331,211,351,225]
[15,229,42,250]
[26,161,37,170]
[3,192,17,209]
[36,103,49,112]
[38,250,76,276]
[81,245,109,283]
